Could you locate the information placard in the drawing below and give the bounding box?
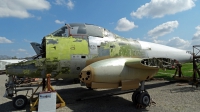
[38,92,56,112]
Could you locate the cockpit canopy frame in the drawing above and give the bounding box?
[50,23,106,38]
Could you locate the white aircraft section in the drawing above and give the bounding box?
[138,41,192,63]
[138,41,151,50]
[0,59,27,71]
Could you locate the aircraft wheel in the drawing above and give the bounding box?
[86,84,93,90]
[138,91,150,107]
[131,91,140,105]
[86,85,93,90]
[87,86,93,90]
[12,95,28,110]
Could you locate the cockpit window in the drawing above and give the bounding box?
[69,23,86,34]
[103,29,114,37]
[85,24,103,37]
[50,23,105,38]
[51,26,68,37]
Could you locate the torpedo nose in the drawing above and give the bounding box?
[80,66,93,83]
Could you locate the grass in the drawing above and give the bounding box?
[153,63,194,80]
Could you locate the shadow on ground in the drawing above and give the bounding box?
[0,100,30,112]
[169,86,200,93]
[2,80,197,112]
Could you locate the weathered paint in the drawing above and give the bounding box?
[6,23,191,81]
[6,58,46,78]
[45,36,89,61]
[0,60,27,71]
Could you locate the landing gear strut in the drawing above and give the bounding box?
[131,81,151,108]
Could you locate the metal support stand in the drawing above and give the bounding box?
[173,61,192,81]
[30,74,65,111]
[192,45,200,87]
[174,63,183,77]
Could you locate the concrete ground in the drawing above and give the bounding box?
[0,74,200,112]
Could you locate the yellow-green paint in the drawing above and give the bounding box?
[110,42,121,57]
[23,70,30,74]
[45,36,89,61]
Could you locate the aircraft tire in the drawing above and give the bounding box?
[86,84,93,90]
[12,95,28,110]
[131,91,140,105]
[138,91,150,107]
[86,85,93,90]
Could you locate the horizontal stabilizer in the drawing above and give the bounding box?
[30,42,41,55]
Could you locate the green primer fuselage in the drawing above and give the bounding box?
[6,23,145,78]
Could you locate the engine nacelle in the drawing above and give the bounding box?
[80,58,159,90]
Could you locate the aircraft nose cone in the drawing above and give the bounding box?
[80,66,93,83]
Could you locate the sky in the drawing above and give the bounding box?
[0,0,200,58]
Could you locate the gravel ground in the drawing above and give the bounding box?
[0,74,200,112]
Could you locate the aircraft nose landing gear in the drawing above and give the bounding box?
[131,81,152,108]
[132,90,150,108]
[138,91,150,107]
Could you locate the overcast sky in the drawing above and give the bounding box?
[0,0,200,58]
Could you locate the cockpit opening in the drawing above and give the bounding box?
[49,23,105,38]
[51,26,68,37]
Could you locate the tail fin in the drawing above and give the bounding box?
[30,42,41,55]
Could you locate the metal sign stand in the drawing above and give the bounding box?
[30,74,65,111]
